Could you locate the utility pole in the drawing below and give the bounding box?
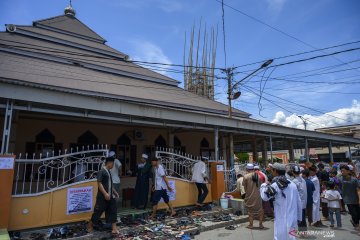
[298,115,309,162]
[225,67,234,118]
[224,59,273,118]
[298,116,308,130]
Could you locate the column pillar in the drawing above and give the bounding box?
[229,133,234,168]
[348,144,352,161]
[222,134,227,161]
[269,135,273,163]
[329,141,334,163]
[214,127,219,161]
[288,140,295,163]
[305,138,309,162]
[262,138,268,166]
[252,137,257,163]
[1,100,14,154]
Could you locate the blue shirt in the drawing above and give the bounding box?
[305,178,315,206]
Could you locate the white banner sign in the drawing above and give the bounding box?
[0,157,14,169]
[67,186,93,215]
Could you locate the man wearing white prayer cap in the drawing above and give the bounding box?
[261,163,302,240]
[131,153,152,209]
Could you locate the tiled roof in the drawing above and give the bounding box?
[0,52,250,117]
[0,13,251,118]
[33,15,105,42]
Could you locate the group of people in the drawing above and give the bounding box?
[237,162,360,239]
[87,152,210,235]
[87,152,177,234]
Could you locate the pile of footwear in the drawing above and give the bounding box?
[10,222,89,240]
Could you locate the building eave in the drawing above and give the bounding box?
[1,82,359,145]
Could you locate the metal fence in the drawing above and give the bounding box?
[13,145,108,196]
[224,163,247,192]
[155,147,217,181]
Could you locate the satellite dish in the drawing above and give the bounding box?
[232,91,241,100]
[6,24,16,33]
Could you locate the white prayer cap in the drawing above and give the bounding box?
[273,163,286,171]
[268,163,273,168]
[246,163,254,170]
[348,165,354,171]
[300,167,304,172]
[142,153,149,159]
[108,151,116,158]
[254,165,260,170]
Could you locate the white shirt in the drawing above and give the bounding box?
[261,181,302,240]
[325,190,342,208]
[192,161,207,183]
[110,159,122,184]
[292,176,307,209]
[153,164,168,190]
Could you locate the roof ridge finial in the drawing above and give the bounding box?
[64,0,76,17]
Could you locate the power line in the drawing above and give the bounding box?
[0,39,225,71]
[234,40,360,70]
[215,0,360,75]
[270,47,360,68]
[0,42,222,80]
[240,87,338,128]
[243,84,358,125]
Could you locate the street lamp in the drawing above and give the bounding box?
[227,59,273,117]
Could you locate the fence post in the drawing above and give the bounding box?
[0,154,16,229]
[210,161,225,200]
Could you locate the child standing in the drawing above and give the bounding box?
[325,181,342,228]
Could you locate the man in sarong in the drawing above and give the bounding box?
[243,163,264,229]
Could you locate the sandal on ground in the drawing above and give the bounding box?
[225,225,236,230]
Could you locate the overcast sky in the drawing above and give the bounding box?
[0,0,359,130]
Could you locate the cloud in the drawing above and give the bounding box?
[271,99,360,130]
[131,41,172,76]
[266,0,288,13]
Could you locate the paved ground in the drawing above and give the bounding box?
[195,214,360,240]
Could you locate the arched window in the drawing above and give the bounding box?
[155,135,167,148]
[117,134,131,145]
[174,136,186,153]
[36,129,55,143]
[200,138,211,158]
[112,133,136,177]
[200,138,209,148]
[174,136,181,148]
[26,129,62,156]
[77,130,98,145]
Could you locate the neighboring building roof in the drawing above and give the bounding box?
[315,124,360,130]
[316,124,360,139]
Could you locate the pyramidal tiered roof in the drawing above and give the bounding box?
[33,14,105,43]
[0,8,251,118]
